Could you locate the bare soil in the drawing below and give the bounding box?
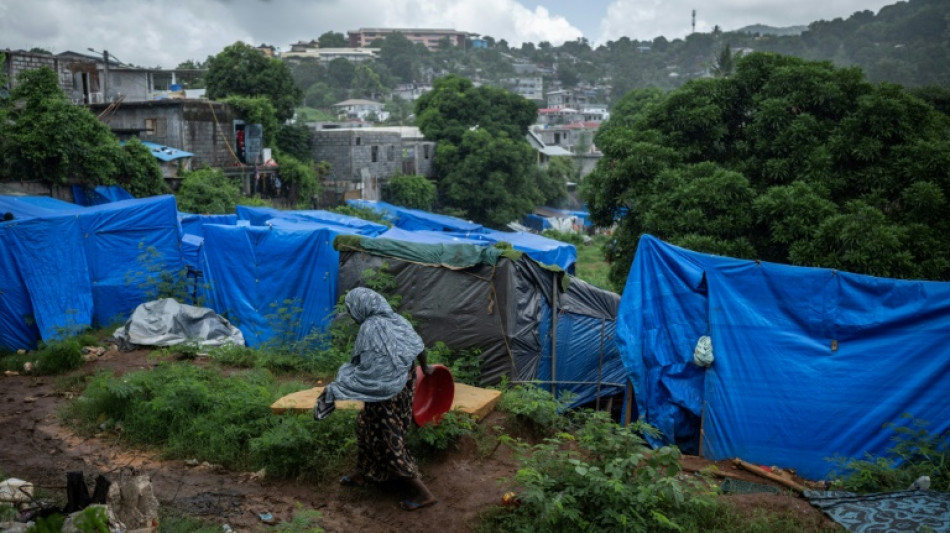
[0,349,834,532]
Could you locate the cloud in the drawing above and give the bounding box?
[1,0,583,68]
[596,0,896,45]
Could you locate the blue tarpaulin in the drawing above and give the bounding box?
[200,223,358,347]
[179,213,238,239]
[379,227,490,246]
[617,235,950,479]
[462,229,577,272]
[347,199,483,233]
[72,185,135,206]
[537,280,626,407]
[0,195,183,349]
[236,205,387,236]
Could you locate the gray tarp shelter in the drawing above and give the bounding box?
[334,235,626,407]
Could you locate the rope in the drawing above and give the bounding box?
[206,100,244,167]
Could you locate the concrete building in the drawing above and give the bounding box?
[282,42,379,64]
[347,28,477,51]
[332,99,389,122]
[89,100,240,170]
[507,77,544,102]
[2,49,202,104]
[311,127,435,205]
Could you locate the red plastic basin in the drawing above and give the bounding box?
[413,364,455,426]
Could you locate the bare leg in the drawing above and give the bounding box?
[399,477,437,510]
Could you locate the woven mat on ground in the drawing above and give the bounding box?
[805,490,950,533]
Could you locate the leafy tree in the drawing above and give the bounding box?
[272,151,323,208]
[711,44,735,77]
[326,57,356,91]
[206,42,302,121]
[383,174,436,210]
[415,75,537,146]
[304,82,338,108]
[352,63,384,99]
[114,138,170,197]
[289,59,326,92]
[274,122,312,162]
[317,31,348,48]
[0,67,123,186]
[176,167,243,214]
[437,128,540,227]
[585,52,950,286]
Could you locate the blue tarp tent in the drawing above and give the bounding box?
[77,196,184,326]
[236,205,387,236]
[347,199,483,233]
[460,229,577,272]
[179,213,238,239]
[379,227,491,246]
[617,235,950,479]
[200,223,360,347]
[72,185,135,206]
[0,195,183,349]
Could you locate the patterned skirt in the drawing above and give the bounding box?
[356,370,419,482]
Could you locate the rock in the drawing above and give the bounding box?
[107,476,159,531]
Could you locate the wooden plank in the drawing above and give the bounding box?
[270,382,503,420]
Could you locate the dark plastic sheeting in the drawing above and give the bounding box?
[617,235,950,479]
[338,240,623,405]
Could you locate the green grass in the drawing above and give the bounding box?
[295,106,335,122]
[574,235,617,292]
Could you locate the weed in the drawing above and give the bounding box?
[66,363,355,480]
[72,505,109,532]
[830,414,949,492]
[407,411,477,459]
[129,244,197,305]
[249,411,357,481]
[33,339,84,375]
[496,381,573,437]
[541,229,587,247]
[482,409,713,533]
[425,341,482,386]
[157,508,221,533]
[25,513,65,532]
[273,502,324,532]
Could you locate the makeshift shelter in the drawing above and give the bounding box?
[236,205,388,236]
[72,185,135,206]
[347,199,483,233]
[458,229,578,273]
[335,235,625,407]
[199,222,363,347]
[0,195,184,349]
[617,235,950,479]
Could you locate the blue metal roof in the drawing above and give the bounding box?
[135,141,194,162]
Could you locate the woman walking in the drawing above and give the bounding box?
[315,287,437,511]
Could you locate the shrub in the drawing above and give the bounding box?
[831,415,949,493]
[497,382,572,437]
[249,412,356,481]
[482,410,714,533]
[175,167,242,214]
[541,229,586,246]
[66,363,345,476]
[383,174,436,210]
[407,411,477,459]
[34,339,84,375]
[425,341,482,386]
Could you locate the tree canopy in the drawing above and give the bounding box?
[206,42,302,121]
[584,52,950,287]
[0,67,164,195]
[414,75,561,227]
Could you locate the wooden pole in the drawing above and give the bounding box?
[596,318,605,411]
[550,274,558,396]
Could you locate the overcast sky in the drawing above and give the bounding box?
[1,0,899,68]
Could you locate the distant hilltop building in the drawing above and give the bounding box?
[347,28,478,51]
